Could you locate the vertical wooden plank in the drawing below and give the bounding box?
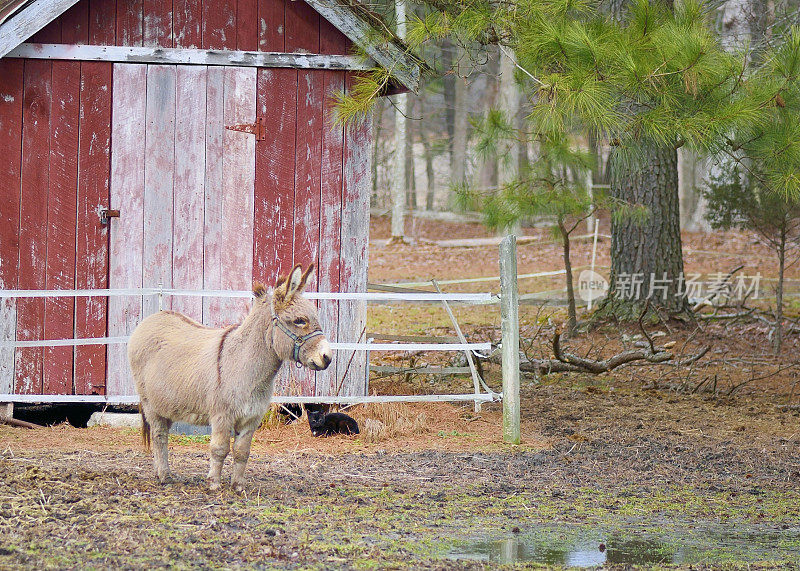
[174,0,201,48]
[0,60,23,394]
[202,0,235,50]
[15,60,52,396]
[203,66,224,326]
[253,68,296,287]
[337,73,372,396]
[75,61,112,395]
[292,69,324,395]
[172,66,206,321]
[59,0,89,44]
[220,66,255,324]
[43,60,80,395]
[315,69,345,397]
[318,18,351,56]
[108,63,146,397]
[142,65,175,317]
[284,0,319,53]
[89,0,117,45]
[143,0,174,47]
[116,0,143,46]
[237,0,258,51]
[293,71,323,282]
[257,0,284,52]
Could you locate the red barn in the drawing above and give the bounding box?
[0,0,422,405]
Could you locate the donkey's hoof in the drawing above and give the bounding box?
[157,473,172,484]
[231,481,246,494]
[208,479,222,491]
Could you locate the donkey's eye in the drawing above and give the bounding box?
[293,318,308,327]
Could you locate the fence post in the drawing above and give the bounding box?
[499,235,520,444]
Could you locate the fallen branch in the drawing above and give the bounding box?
[519,329,708,375]
[517,301,710,376]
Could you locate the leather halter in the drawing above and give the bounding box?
[272,315,324,363]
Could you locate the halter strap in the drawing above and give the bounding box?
[272,316,324,362]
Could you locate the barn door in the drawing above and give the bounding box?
[0,59,111,398]
[106,64,256,396]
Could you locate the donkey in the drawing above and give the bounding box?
[128,264,332,492]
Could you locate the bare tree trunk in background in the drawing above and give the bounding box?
[390,0,407,242]
[372,100,385,205]
[678,150,710,232]
[451,50,469,191]
[477,46,499,193]
[418,96,436,209]
[405,96,417,211]
[423,140,436,210]
[498,47,521,235]
[441,38,456,154]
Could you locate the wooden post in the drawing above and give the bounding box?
[0,402,12,421]
[500,235,520,444]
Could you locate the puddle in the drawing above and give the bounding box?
[448,526,800,567]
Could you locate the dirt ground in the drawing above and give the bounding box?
[1,215,799,569]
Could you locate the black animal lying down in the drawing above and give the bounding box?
[307,410,359,437]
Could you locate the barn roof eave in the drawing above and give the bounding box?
[0,0,80,59]
[303,0,429,93]
[0,0,429,93]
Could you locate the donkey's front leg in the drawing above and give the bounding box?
[231,419,260,493]
[207,416,232,491]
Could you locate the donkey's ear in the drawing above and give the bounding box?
[274,264,302,308]
[298,264,315,291]
[286,264,304,295]
[253,281,268,301]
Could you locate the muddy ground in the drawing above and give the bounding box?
[1,216,799,569]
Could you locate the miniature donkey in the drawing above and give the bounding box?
[129,264,332,492]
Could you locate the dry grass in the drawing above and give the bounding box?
[342,401,429,443]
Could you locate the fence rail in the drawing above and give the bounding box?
[0,286,501,408]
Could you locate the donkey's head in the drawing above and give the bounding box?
[256,264,332,371]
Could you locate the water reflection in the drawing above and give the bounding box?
[451,535,688,566]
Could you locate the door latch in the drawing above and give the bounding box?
[100,209,120,225]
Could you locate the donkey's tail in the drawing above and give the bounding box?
[139,404,151,451]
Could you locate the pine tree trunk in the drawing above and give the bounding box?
[598,143,688,319]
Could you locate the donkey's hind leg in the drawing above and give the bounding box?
[148,413,173,483]
[207,415,232,491]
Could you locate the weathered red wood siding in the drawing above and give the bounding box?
[0,60,24,395]
[50,0,352,54]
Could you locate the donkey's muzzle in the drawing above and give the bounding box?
[308,339,333,370]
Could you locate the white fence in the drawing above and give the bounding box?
[0,238,521,441]
[0,289,497,404]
